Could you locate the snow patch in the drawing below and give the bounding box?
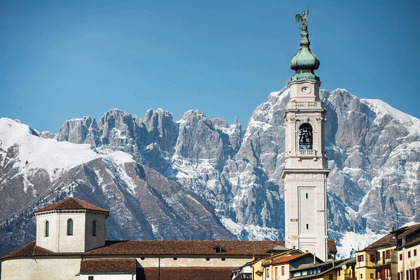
[220,217,281,241]
[336,229,385,259]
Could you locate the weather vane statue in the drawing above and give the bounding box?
[295,9,309,31]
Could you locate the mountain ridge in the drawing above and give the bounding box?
[1,87,419,258]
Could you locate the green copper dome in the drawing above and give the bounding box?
[289,11,320,82]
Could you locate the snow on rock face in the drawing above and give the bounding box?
[0,118,99,180]
[2,87,419,257]
[0,118,234,257]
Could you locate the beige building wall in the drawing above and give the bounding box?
[1,258,81,280]
[398,244,420,280]
[84,212,106,252]
[80,275,135,280]
[136,256,252,268]
[1,255,256,280]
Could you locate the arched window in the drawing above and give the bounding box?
[45,220,49,237]
[67,219,73,236]
[299,123,313,150]
[92,220,96,237]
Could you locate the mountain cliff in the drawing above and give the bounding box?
[1,88,419,257]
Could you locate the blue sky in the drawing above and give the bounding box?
[0,0,419,132]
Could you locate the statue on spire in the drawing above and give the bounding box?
[295,9,309,31]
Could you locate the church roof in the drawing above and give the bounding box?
[0,240,285,261]
[33,197,109,216]
[1,239,337,261]
[87,240,286,256]
[80,259,136,274]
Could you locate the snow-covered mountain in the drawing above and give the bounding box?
[1,88,419,258]
[0,118,234,257]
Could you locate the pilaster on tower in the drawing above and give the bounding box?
[282,10,329,261]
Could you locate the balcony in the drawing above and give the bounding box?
[298,149,316,156]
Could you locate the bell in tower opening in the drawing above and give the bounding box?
[299,123,313,150]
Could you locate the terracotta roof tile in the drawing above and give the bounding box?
[328,240,337,254]
[404,236,420,248]
[1,240,286,260]
[365,223,420,250]
[2,238,339,261]
[88,240,286,256]
[268,253,309,265]
[80,259,136,273]
[0,242,80,260]
[33,197,109,216]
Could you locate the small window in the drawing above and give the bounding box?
[141,257,145,260]
[88,276,94,280]
[306,224,309,229]
[370,273,374,279]
[67,219,73,236]
[282,266,285,276]
[45,220,49,237]
[306,193,308,199]
[206,258,210,261]
[361,273,363,279]
[213,245,225,253]
[329,274,333,280]
[370,254,375,262]
[221,258,226,261]
[400,253,402,260]
[414,249,417,256]
[386,249,391,259]
[267,268,270,278]
[408,251,411,258]
[173,257,177,260]
[92,220,96,237]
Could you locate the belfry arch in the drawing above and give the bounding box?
[298,123,313,150]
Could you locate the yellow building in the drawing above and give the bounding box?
[356,224,420,280]
[256,251,324,280]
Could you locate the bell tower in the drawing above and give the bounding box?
[281,10,329,261]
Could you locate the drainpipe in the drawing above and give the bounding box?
[158,256,161,280]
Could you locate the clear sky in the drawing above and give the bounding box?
[0,0,419,132]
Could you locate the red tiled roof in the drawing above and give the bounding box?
[404,237,420,248]
[268,253,309,265]
[80,259,136,273]
[0,242,79,260]
[1,239,339,261]
[328,240,337,254]
[88,240,285,256]
[141,267,236,280]
[0,240,285,261]
[33,197,109,216]
[365,224,420,250]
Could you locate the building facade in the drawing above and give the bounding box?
[282,11,329,261]
[355,224,420,280]
[1,197,288,280]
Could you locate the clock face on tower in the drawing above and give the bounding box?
[300,86,311,94]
